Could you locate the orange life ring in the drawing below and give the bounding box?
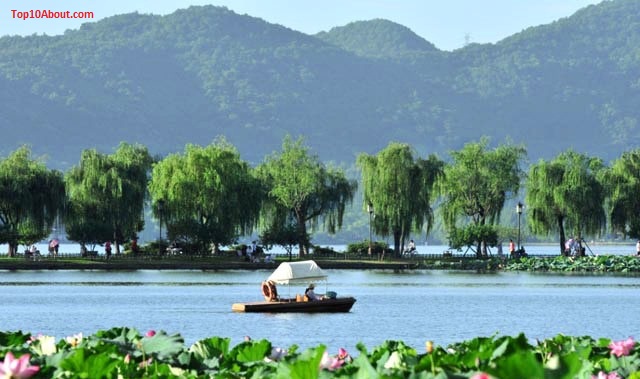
[261,280,278,301]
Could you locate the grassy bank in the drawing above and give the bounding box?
[2,254,639,273]
[0,255,418,271]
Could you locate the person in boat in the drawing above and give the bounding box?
[305,283,325,301]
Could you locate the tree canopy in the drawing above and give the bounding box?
[600,149,640,238]
[65,143,152,253]
[526,150,606,255]
[440,138,526,257]
[257,136,357,255]
[0,146,65,256]
[357,142,443,255]
[148,139,261,252]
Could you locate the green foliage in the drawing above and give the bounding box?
[0,330,31,348]
[441,138,526,228]
[2,1,640,171]
[345,241,391,256]
[505,255,640,273]
[0,329,639,378]
[448,224,498,252]
[440,138,525,257]
[260,218,302,260]
[257,136,357,254]
[358,142,444,255]
[189,336,230,363]
[65,143,152,253]
[0,146,65,256]
[58,347,120,378]
[526,150,606,255]
[604,149,640,239]
[64,202,113,249]
[316,19,438,59]
[148,138,261,252]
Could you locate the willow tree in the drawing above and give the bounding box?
[526,150,606,255]
[0,146,65,256]
[357,142,444,256]
[65,143,152,254]
[257,136,357,256]
[148,139,262,253]
[440,138,526,257]
[605,149,640,238]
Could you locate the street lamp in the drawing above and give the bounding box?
[158,199,165,255]
[516,201,523,251]
[367,202,374,255]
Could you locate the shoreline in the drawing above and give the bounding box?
[0,259,419,271]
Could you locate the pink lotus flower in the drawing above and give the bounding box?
[592,371,621,379]
[470,373,491,379]
[319,351,343,371]
[145,330,156,338]
[337,348,349,360]
[608,337,635,357]
[0,352,40,379]
[139,358,153,368]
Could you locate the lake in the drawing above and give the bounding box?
[1,269,638,355]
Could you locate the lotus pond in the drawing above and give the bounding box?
[0,329,638,378]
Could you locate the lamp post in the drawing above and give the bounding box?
[158,199,165,255]
[516,201,523,251]
[367,202,374,255]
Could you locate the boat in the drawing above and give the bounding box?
[232,260,356,313]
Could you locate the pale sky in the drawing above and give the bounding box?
[1,0,603,51]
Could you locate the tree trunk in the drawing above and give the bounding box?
[393,229,401,257]
[114,230,121,255]
[8,241,18,257]
[286,246,293,261]
[558,216,566,256]
[296,214,308,257]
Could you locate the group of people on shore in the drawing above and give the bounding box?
[508,239,527,258]
[237,241,274,263]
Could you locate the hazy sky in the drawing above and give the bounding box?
[2,0,602,51]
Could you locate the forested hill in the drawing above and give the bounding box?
[315,19,440,59]
[1,0,639,169]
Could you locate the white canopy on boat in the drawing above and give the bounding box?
[267,260,327,285]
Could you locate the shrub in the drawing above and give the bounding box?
[346,241,392,256]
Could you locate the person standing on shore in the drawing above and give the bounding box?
[636,240,640,256]
[105,241,112,260]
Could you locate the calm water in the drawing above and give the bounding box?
[1,269,638,354]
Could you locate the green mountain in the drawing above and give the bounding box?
[1,1,639,170]
[315,19,439,59]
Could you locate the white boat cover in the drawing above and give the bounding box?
[267,260,327,285]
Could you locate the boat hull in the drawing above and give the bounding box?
[232,297,356,313]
